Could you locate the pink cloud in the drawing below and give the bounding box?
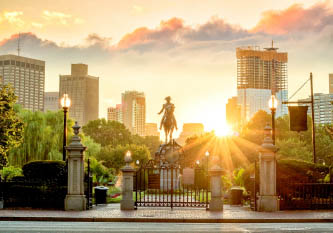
[252,2,333,35]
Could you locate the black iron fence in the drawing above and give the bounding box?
[134,162,210,208]
[278,180,333,210]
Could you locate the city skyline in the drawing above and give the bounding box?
[0,1,332,135]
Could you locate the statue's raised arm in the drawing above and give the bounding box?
[159,96,178,144]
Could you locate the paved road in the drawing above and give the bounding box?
[1,221,333,232]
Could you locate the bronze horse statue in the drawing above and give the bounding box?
[162,108,176,144]
[159,96,178,144]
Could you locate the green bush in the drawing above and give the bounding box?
[22,160,67,184]
[0,166,23,181]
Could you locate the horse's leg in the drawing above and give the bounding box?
[169,128,173,144]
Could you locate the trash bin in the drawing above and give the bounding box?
[230,186,243,205]
[94,186,109,205]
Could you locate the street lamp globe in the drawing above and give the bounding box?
[196,160,200,165]
[268,95,278,110]
[125,151,132,163]
[60,94,71,109]
[205,151,210,157]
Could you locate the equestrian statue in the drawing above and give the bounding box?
[158,96,178,144]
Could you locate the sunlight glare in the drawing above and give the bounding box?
[213,123,233,137]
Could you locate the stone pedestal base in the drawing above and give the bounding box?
[120,199,134,210]
[257,195,279,212]
[65,195,86,211]
[209,198,223,211]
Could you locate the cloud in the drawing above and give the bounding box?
[31,22,43,28]
[85,33,112,48]
[184,16,248,41]
[42,10,72,25]
[3,11,25,27]
[117,17,185,49]
[252,2,333,35]
[117,17,251,51]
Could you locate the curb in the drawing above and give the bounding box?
[1,217,333,223]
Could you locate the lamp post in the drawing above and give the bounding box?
[205,151,210,171]
[60,94,71,161]
[268,95,278,145]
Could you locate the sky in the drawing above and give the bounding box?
[0,0,332,136]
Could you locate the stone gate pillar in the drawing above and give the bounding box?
[65,122,87,211]
[121,151,135,210]
[209,164,224,211]
[257,125,279,212]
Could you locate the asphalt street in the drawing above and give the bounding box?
[1,221,333,233]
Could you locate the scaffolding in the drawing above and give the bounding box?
[236,46,288,94]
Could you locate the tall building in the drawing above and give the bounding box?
[298,93,333,124]
[236,44,288,123]
[226,96,241,130]
[121,91,146,136]
[329,74,333,94]
[59,64,99,126]
[44,92,59,112]
[0,54,45,111]
[145,123,160,137]
[177,123,204,145]
[107,104,123,123]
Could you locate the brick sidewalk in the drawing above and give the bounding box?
[1,204,333,223]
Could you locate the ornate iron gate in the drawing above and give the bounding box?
[134,160,210,208]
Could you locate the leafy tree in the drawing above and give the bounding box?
[97,144,150,173]
[8,110,74,167]
[0,85,24,167]
[82,119,132,147]
[131,135,161,157]
[241,110,271,145]
[81,135,101,158]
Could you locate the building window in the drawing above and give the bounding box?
[11,60,15,65]
[4,60,9,65]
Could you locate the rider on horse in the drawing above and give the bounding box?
[158,96,178,131]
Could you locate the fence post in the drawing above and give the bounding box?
[208,164,224,211]
[120,153,135,210]
[257,125,279,212]
[64,122,87,211]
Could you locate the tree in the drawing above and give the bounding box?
[0,85,24,167]
[131,135,161,157]
[97,144,150,173]
[81,135,101,158]
[82,119,132,147]
[241,110,271,145]
[8,110,74,167]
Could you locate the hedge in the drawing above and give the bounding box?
[22,160,67,184]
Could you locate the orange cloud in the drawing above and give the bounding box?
[117,17,185,49]
[252,2,333,35]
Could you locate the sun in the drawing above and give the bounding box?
[213,123,233,137]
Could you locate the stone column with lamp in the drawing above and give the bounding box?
[121,151,135,210]
[208,163,224,211]
[257,125,279,212]
[65,122,87,211]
